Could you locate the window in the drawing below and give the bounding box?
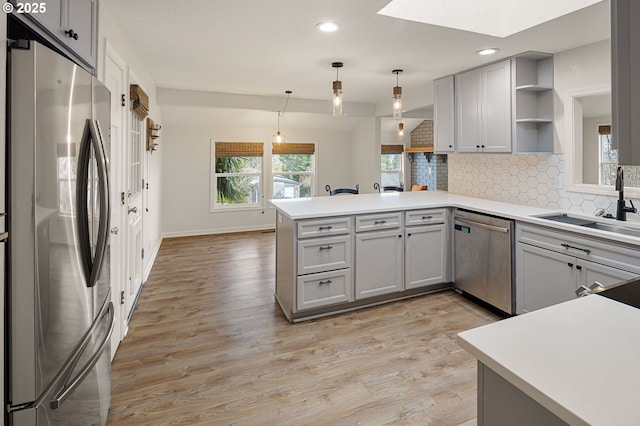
[380,144,404,186]
[272,143,315,199]
[130,110,144,197]
[212,142,263,209]
[598,125,616,186]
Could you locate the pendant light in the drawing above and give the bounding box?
[392,69,403,119]
[273,90,291,143]
[398,121,405,137]
[332,62,343,116]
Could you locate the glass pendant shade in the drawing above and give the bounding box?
[333,80,343,116]
[398,121,405,137]
[392,69,403,119]
[273,130,285,143]
[331,62,344,116]
[392,86,403,119]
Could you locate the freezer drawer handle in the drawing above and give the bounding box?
[455,217,509,233]
[560,243,591,255]
[50,301,115,409]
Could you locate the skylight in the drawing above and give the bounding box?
[377,0,602,38]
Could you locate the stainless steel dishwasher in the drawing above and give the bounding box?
[454,209,514,314]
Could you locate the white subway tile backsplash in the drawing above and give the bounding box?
[447,153,628,216]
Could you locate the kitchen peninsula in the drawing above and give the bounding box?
[458,290,640,425]
[270,191,640,321]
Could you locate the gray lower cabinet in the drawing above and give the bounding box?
[405,208,448,290]
[275,208,451,321]
[516,223,640,314]
[477,362,568,426]
[355,228,404,299]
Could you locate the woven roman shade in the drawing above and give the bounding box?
[381,144,404,154]
[598,125,612,135]
[130,84,149,119]
[215,142,264,157]
[272,143,315,155]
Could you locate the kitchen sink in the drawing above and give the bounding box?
[534,213,640,238]
[581,221,640,238]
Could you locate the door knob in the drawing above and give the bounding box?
[128,207,138,214]
[110,227,119,235]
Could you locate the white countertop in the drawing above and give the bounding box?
[269,191,640,246]
[457,295,640,425]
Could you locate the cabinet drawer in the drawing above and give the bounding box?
[355,212,402,232]
[297,217,351,238]
[297,235,351,275]
[517,223,640,274]
[297,269,352,310]
[405,209,446,226]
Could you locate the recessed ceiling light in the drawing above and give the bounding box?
[317,22,339,32]
[476,48,499,56]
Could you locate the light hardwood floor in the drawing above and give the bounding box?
[107,231,499,425]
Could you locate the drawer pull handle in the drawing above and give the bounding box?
[318,226,333,231]
[422,216,433,220]
[319,280,333,285]
[319,245,333,251]
[560,243,591,254]
[374,220,387,225]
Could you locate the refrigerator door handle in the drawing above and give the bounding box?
[76,119,94,286]
[50,301,114,409]
[88,119,110,288]
[76,119,111,288]
[7,295,113,414]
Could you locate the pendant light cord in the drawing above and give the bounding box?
[278,90,292,118]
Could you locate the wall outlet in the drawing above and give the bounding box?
[549,176,563,189]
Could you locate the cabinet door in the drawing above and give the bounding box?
[66,0,96,67]
[516,243,574,314]
[434,76,455,152]
[577,261,638,291]
[355,230,403,299]
[405,224,446,289]
[482,61,512,152]
[25,0,63,34]
[455,69,482,152]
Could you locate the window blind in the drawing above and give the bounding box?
[598,125,611,135]
[272,143,315,155]
[215,142,264,157]
[130,84,149,120]
[381,144,404,154]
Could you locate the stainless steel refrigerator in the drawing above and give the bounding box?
[6,40,113,425]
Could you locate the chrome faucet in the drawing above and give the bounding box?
[616,167,637,221]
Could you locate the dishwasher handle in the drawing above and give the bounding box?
[454,217,510,233]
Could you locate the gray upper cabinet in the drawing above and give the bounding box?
[434,76,455,152]
[11,0,96,73]
[611,0,640,165]
[456,60,512,153]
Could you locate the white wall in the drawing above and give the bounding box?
[553,39,611,154]
[161,115,355,237]
[0,12,6,426]
[98,2,163,277]
[350,118,378,194]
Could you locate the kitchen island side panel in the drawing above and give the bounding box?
[275,211,295,319]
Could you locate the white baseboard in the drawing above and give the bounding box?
[162,224,275,239]
[143,237,163,282]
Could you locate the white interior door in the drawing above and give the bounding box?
[126,90,144,318]
[104,49,127,358]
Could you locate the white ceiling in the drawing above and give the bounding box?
[103,0,610,113]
